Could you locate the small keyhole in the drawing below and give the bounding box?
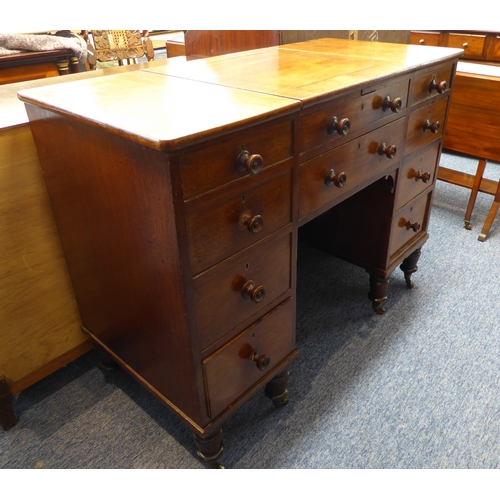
[252,332,256,338]
[245,263,250,270]
[242,195,246,203]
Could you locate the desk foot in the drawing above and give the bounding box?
[193,428,224,468]
[400,247,422,289]
[368,274,388,315]
[464,221,473,230]
[478,199,500,242]
[96,348,118,371]
[265,369,290,407]
[0,376,18,431]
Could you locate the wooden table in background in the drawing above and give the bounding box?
[437,62,500,241]
[0,49,81,85]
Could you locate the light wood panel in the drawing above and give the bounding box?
[0,124,90,395]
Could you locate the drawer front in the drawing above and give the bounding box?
[410,64,455,106]
[487,36,500,62]
[181,118,294,200]
[194,231,292,350]
[300,79,409,156]
[299,117,405,220]
[395,141,440,210]
[203,298,295,419]
[410,31,441,47]
[405,97,448,157]
[447,33,485,60]
[389,190,432,258]
[186,166,292,275]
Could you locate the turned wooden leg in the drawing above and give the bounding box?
[464,159,488,230]
[367,273,389,315]
[193,428,224,468]
[0,376,18,431]
[265,368,290,407]
[399,247,422,289]
[478,179,500,242]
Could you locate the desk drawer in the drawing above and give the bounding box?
[299,118,405,220]
[405,97,448,157]
[186,166,292,275]
[410,64,455,106]
[447,33,485,60]
[410,31,441,47]
[486,36,500,62]
[181,119,294,200]
[194,231,292,349]
[300,79,409,156]
[203,298,295,419]
[389,190,432,258]
[396,142,440,210]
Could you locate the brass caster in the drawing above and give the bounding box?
[197,446,225,469]
[478,233,487,242]
[405,277,415,289]
[373,304,386,315]
[464,221,472,230]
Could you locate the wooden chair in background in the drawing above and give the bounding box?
[83,30,154,69]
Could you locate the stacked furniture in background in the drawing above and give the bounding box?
[411,31,500,240]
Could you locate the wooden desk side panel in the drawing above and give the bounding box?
[25,107,206,423]
[443,73,500,163]
[0,125,89,394]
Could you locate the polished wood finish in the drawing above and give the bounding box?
[437,62,500,240]
[410,31,500,63]
[19,39,461,464]
[184,30,280,59]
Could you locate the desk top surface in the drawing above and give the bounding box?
[17,39,462,151]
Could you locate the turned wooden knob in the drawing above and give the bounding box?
[405,220,421,232]
[325,169,347,188]
[415,169,431,183]
[250,349,270,371]
[327,116,350,136]
[429,78,447,94]
[382,95,402,113]
[241,214,263,234]
[241,280,266,303]
[378,143,397,159]
[423,119,440,134]
[236,150,263,175]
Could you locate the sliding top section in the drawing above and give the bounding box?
[17,70,300,152]
[145,38,464,106]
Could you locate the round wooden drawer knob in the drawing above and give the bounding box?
[415,169,431,183]
[423,119,440,134]
[429,79,447,94]
[378,143,397,159]
[236,150,263,175]
[241,214,264,234]
[405,220,421,232]
[241,280,266,303]
[325,168,347,188]
[250,349,270,371]
[382,96,402,113]
[327,116,350,136]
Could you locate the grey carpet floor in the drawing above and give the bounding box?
[1,151,499,469]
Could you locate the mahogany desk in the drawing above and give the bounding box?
[19,39,461,466]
